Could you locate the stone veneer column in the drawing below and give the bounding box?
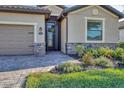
[34,43,46,56]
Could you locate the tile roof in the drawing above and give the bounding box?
[58,5,124,20]
[0,5,51,19]
[0,5,51,14]
[37,5,67,9]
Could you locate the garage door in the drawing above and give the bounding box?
[0,24,34,55]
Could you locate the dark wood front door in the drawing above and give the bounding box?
[46,22,56,51]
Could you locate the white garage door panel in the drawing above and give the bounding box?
[0,43,33,48]
[0,30,33,34]
[0,24,34,55]
[0,37,33,42]
[0,50,33,55]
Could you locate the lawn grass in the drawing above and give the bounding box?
[25,69,124,88]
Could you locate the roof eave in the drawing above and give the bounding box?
[57,11,67,21]
[119,26,124,29]
[0,7,51,19]
[37,5,67,9]
[58,5,124,20]
[100,5,124,19]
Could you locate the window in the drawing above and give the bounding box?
[86,18,104,42]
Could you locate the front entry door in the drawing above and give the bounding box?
[46,22,56,51]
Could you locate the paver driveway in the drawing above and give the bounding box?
[0,52,74,88]
[0,52,74,72]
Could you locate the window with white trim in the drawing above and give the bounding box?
[87,19,103,41]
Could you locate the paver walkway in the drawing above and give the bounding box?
[0,66,55,88]
[0,52,74,88]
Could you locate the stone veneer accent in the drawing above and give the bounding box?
[34,43,46,56]
[67,43,118,54]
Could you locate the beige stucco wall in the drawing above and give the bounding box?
[119,29,124,42]
[61,18,66,53]
[67,6,119,43]
[119,21,124,27]
[0,12,45,44]
[41,5,63,16]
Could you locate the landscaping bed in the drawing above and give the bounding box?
[26,69,124,88]
[74,43,124,69]
[25,43,124,88]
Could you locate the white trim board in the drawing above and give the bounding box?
[0,21,37,43]
[0,21,37,25]
[85,17,105,43]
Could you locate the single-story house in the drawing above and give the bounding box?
[0,5,123,56]
[59,5,124,54]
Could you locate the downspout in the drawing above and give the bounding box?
[61,13,68,54]
[62,13,68,54]
[65,16,68,54]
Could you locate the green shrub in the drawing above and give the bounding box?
[97,47,113,58]
[82,52,95,65]
[112,48,124,60]
[95,56,114,68]
[114,48,124,55]
[119,42,124,49]
[86,48,99,58]
[57,62,82,73]
[75,44,85,57]
[119,54,124,64]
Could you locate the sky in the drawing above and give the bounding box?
[112,5,124,12]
